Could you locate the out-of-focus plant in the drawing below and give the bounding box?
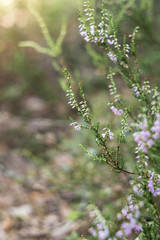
[19,0,67,89]
[65,1,160,239]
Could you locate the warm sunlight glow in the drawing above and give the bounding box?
[0,0,14,7]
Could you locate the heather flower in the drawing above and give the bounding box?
[70,122,81,131]
[129,205,134,212]
[90,25,95,35]
[98,228,109,240]
[153,188,160,197]
[107,52,117,62]
[133,185,138,193]
[110,106,123,115]
[116,230,123,237]
[107,39,114,45]
[117,213,122,221]
[97,223,103,230]
[102,128,114,140]
[74,125,81,131]
[121,208,128,217]
[132,116,158,153]
[134,224,143,232]
[148,179,154,193]
[65,2,160,239]
[88,227,97,237]
[146,139,154,147]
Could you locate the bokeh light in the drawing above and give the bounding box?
[0,0,14,7]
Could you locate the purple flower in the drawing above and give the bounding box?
[148,179,154,193]
[107,39,114,45]
[107,52,117,62]
[117,213,122,221]
[129,204,134,212]
[121,208,128,217]
[133,185,138,193]
[88,227,97,237]
[158,175,160,185]
[97,223,103,230]
[102,133,106,138]
[127,196,132,203]
[121,222,132,236]
[102,129,114,140]
[98,229,109,240]
[116,230,123,237]
[138,189,144,196]
[80,31,87,37]
[84,36,90,42]
[118,109,123,115]
[109,130,114,140]
[147,139,154,147]
[74,125,81,131]
[153,188,160,197]
[141,131,150,141]
[126,213,132,220]
[110,106,123,116]
[134,224,143,232]
[90,25,95,35]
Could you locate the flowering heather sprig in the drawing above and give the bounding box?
[151,113,160,140]
[151,88,160,115]
[64,1,160,239]
[132,84,140,98]
[133,113,160,153]
[116,196,143,238]
[107,52,117,62]
[102,128,114,140]
[20,0,160,239]
[64,68,136,175]
[64,69,92,125]
[110,106,123,116]
[78,1,131,64]
[115,176,147,239]
[147,170,160,197]
[107,71,117,96]
[70,122,81,131]
[88,205,115,240]
[129,26,139,55]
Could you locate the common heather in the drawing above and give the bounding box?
[65,1,160,239]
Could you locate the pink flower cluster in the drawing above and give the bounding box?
[151,113,160,140]
[107,52,117,62]
[133,120,152,153]
[78,2,124,64]
[116,195,143,237]
[148,170,160,197]
[102,128,114,140]
[132,85,140,97]
[110,106,123,116]
[133,114,160,153]
[88,208,113,240]
[70,122,81,131]
[79,9,110,45]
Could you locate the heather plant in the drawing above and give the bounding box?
[19,0,67,89]
[19,0,160,239]
[65,1,160,239]
[85,0,160,81]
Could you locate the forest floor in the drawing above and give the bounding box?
[0,97,126,240]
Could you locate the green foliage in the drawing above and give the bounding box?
[16,0,160,238]
[64,1,160,239]
[19,1,66,75]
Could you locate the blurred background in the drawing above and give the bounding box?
[0,0,160,239]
